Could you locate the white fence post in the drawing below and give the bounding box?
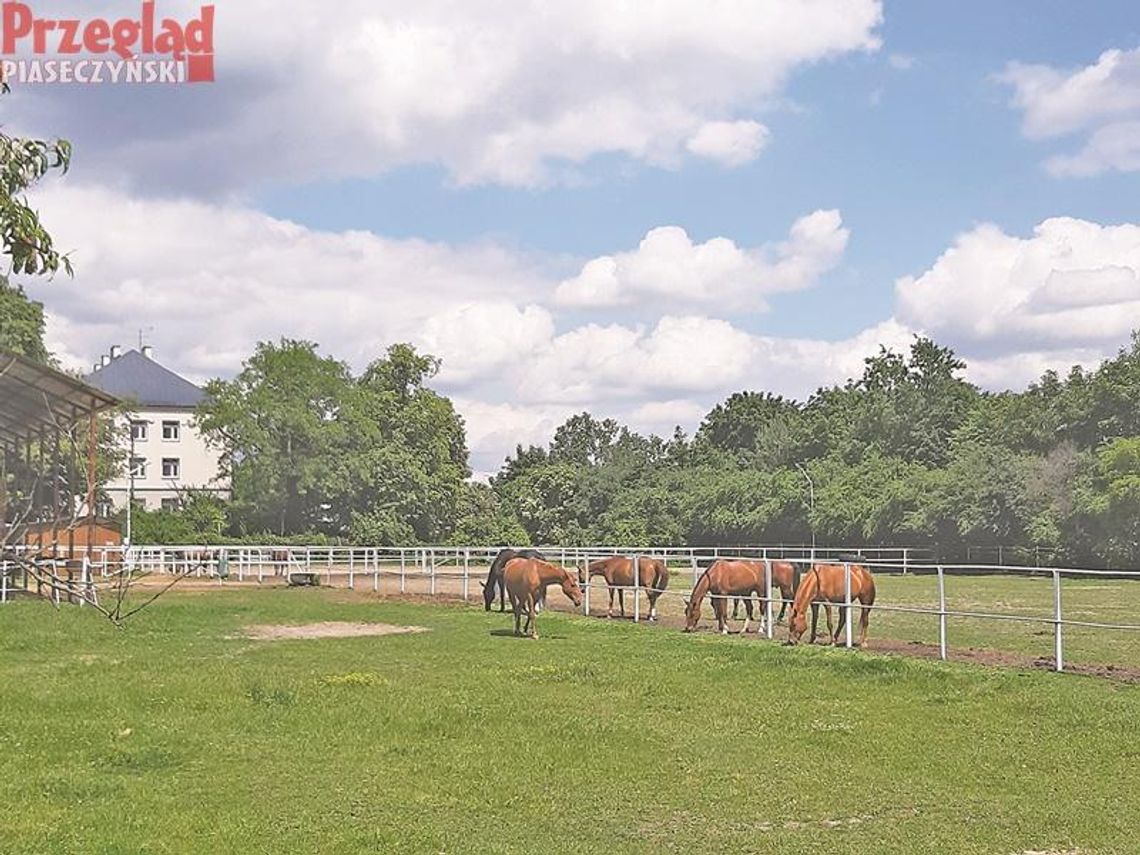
[348,549,355,589]
[463,548,470,601]
[372,549,380,593]
[430,548,436,596]
[1053,569,1064,673]
[1,562,7,604]
[844,561,853,649]
[937,564,947,661]
[633,554,640,623]
[400,549,406,593]
[583,558,590,616]
[764,558,773,639]
[902,547,910,575]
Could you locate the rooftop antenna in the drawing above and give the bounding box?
[137,326,154,350]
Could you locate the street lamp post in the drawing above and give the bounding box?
[795,462,816,563]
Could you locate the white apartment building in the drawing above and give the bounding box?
[85,346,230,511]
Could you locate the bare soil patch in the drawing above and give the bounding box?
[242,621,428,641]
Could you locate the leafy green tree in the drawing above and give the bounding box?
[0,101,72,277]
[0,279,48,361]
[197,339,353,535]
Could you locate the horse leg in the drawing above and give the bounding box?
[776,585,790,624]
[715,597,728,635]
[522,595,535,638]
[858,603,871,647]
[732,597,741,620]
[648,590,658,621]
[740,597,753,634]
[607,586,615,618]
[511,593,522,636]
[809,603,819,644]
[528,595,539,639]
[619,588,625,618]
[499,579,507,612]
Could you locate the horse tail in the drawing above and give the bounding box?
[651,558,669,593]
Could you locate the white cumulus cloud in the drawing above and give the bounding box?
[554,210,849,309]
[1000,46,1140,177]
[4,0,882,193]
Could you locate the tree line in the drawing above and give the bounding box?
[130,331,1140,568]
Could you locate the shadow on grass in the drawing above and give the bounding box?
[489,628,570,640]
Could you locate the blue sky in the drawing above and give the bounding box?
[13,0,1140,473]
[253,0,1140,344]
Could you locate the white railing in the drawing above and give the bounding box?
[4,544,1137,675]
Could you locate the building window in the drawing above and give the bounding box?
[162,420,180,441]
[130,420,148,441]
[162,458,181,479]
[161,498,180,512]
[129,457,147,478]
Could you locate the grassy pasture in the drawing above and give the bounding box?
[2,586,1138,854]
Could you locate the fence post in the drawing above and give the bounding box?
[583,558,590,616]
[1053,569,1064,673]
[691,552,699,588]
[1,563,7,604]
[430,548,436,596]
[843,561,853,649]
[326,549,332,586]
[764,558,773,639]
[633,554,640,623]
[373,549,380,593]
[937,564,947,661]
[902,547,910,576]
[463,548,470,601]
[400,549,406,593]
[349,549,355,589]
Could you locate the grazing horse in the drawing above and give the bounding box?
[787,563,876,647]
[684,560,771,635]
[580,555,670,620]
[729,560,801,624]
[503,557,583,639]
[481,548,545,612]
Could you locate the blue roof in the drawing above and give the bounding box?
[84,349,206,408]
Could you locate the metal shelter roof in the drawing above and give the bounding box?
[0,349,119,447]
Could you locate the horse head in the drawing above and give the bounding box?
[683,597,700,632]
[481,578,496,611]
[786,604,808,645]
[559,569,583,608]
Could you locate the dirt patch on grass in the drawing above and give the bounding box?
[242,621,428,641]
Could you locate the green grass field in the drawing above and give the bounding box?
[2,586,1139,854]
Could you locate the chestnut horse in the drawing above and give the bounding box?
[787,563,876,647]
[481,548,546,612]
[581,555,670,620]
[503,557,583,639]
[729,560,800,624]
[684,560,772,634]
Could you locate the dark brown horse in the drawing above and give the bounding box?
[503,557,583,639]
[481,548,545,611]
[684,560,771,634]
[729,560,800,624]
[580,555,670,620]
[787,563,876,647]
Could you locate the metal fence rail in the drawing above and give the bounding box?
[4,544,1138,675]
